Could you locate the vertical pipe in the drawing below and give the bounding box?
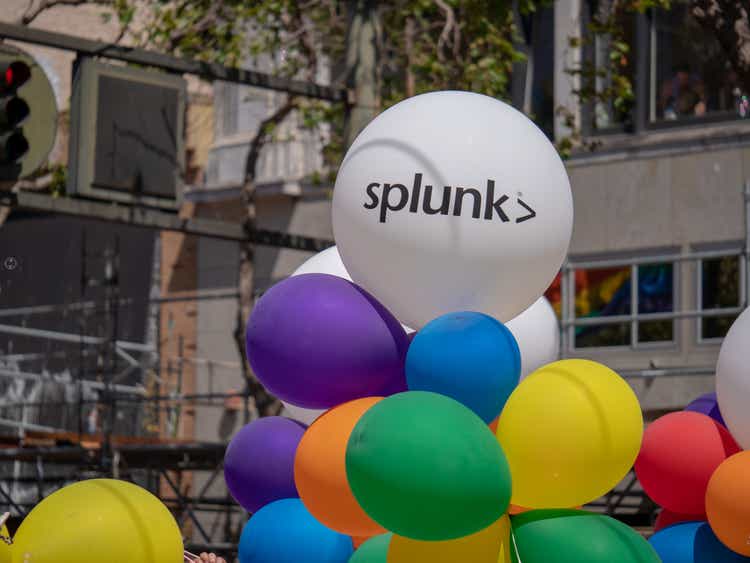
[696,253,704,342]
[633,12,650,133]
[175,335,184,440]
[744,180,750,309]
[631,264,639,348]
[78,228,86,439]
[560,265,569,357]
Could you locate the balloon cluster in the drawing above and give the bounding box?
[644,307,750,562]
[225,92,659,563]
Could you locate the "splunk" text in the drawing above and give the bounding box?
[363,173,537,224]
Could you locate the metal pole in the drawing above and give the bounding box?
[559,265,569,357]
[630,264,638,348]
[633,13,650,133]
[0,368,145,395]
[744,180,750,308]
[78,227,87,440]
[0,22,346,102]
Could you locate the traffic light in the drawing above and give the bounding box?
[0,46,57,181]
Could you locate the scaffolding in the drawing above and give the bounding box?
[0,223,254,558]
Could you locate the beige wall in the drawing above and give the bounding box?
[568,147,750,254]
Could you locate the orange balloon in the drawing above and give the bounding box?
[294,396,385,536]
[706,450,750,556]
[508,504,529,515]
[488,417,499,433]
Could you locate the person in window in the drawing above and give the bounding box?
[660,63,706,119]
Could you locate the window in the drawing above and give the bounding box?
[592,11,636,130]
[571,261,675,349]
[651,0,748,122]
[698,255,744,341]
[530,6,555,139]
[580,0,749,136]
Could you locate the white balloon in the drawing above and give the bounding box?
[292,246,352,280]
[716,307,750,448]
[332,91,573,328]
[505,297,560,380]
[282,402,325,426]
[291,246,415,334]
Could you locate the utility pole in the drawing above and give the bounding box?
[744,180,750,309]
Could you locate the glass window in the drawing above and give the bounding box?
[574,266,632,347]
[593,10,636,130]
[699,256,741,340]
[530,6,555,139]
[570,262,675,349]
[638,263,674,343]
[652,0,748,122]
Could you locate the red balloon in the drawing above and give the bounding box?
[635,411,739,515]
[653,509,704,532]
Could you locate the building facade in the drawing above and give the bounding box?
[550,0,750,415]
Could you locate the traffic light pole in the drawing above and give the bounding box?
[0,22,347,103]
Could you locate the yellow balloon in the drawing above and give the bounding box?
[387,515,511,563]
[496,359,643,508]
[12,479,182,563]
[0,524,11,563]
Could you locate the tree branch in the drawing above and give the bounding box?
[166,0,223,53]
[18,0,112,26]
[691,0,750,94]
[233,95,299,418]
[232,2,322,419]
[434,0,457,62]
[283,4,319,78]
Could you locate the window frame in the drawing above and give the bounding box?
[564,252,680,352]
[695,248,747,344]
[579,0,748,139]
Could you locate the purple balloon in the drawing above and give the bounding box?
[685,392,725,426]
[246,274,409,409]
[224,416,305,513]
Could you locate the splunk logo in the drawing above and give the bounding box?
[363,173,537,224]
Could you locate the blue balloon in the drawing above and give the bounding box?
[405,311,521,422]
[649,521,750,562]
[238,498,353,563]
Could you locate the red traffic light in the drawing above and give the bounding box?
[3,61,30,91]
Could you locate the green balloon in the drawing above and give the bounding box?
[345,391,511,541]
[348,533,392,563]
[511,510,660,563]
